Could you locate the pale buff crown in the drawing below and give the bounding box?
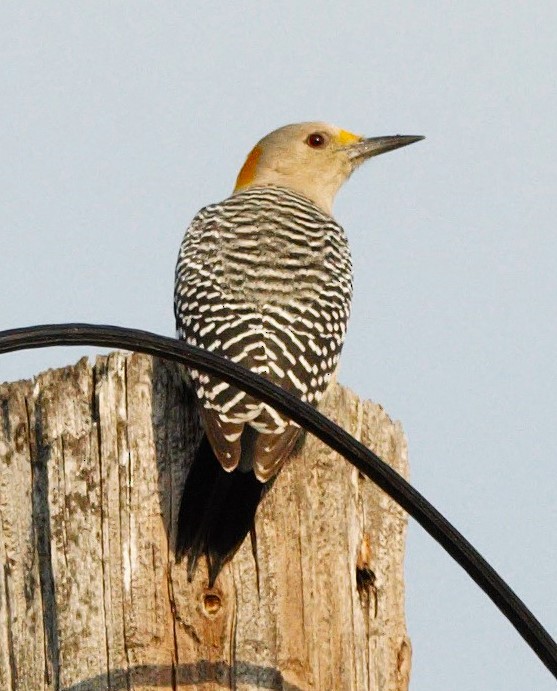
[233,122,363,215]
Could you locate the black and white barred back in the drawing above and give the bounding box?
[174,185,353,482]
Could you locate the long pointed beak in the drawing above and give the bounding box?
[346,134,425,162]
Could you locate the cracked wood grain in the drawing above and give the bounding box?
[0,353,411,690]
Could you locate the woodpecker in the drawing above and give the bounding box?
[174,122,423,584]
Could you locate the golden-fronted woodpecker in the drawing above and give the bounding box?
[174,122,423,584]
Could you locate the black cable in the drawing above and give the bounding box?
[1,323,556,678]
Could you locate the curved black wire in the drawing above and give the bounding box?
[1,323,556,678]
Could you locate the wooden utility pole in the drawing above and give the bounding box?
[0,352,411,690]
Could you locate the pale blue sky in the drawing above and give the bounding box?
[2,3,557,688]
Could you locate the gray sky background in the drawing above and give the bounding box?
[2,3,557,689]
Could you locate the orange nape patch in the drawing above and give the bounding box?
[234,146,262,190]
[337,128,362,145]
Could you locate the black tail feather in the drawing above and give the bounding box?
[176,434,266,586]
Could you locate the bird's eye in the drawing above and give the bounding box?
[306,132,327,148]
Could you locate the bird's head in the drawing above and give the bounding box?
[234,122,424,214]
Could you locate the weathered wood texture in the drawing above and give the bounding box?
[0,353,411,691]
